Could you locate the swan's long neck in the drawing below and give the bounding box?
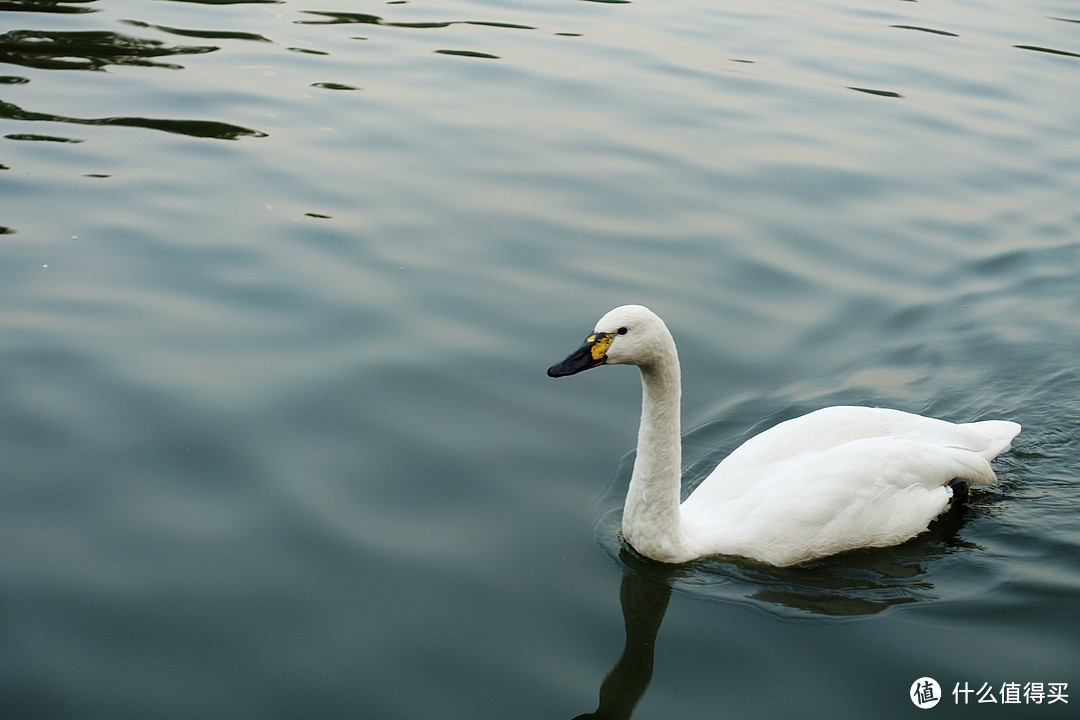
[622,350,686,562]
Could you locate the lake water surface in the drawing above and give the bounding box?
[2,0,1079,718]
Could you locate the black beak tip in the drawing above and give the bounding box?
[547,353,601,378]
[547,361,575,378]
[548,335,607,378]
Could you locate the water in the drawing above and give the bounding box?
[2,0,1078,717]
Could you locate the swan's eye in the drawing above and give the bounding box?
[617,327,628,335]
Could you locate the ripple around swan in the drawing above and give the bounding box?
[588,275,1080,620]
[592,416,1029,619]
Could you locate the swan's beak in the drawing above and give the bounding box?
[547,332,615,377]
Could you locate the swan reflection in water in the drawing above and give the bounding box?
[574,506,984,719]
[573,554,674,720]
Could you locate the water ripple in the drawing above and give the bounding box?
[120,19,273,44]
[159,0,281,5]
[1014,44,1080,59]
[0,29,216,71]
[0,98,266,139]
[1,0,1078,715]
[434,48,499,60]
[295,10,536,31]
[310,81,358,90]
[891,25,959,38]
[848,86,903,98]
[0,0,98,13]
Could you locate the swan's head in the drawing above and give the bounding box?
[547,305,674,377]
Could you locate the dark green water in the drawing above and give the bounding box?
[2,0,1078,718]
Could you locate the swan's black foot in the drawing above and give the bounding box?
[946,477,969,508]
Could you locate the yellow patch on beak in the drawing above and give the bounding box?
[548,331,616,377]
[588,332,615,361]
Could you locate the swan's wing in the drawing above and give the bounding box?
[682,436,1000,566]
[687,406,1018,506]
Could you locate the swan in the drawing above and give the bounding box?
[547,305,1020,566]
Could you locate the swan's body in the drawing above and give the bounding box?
[548,305,1020,566]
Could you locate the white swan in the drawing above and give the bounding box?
[548,305,1020,566]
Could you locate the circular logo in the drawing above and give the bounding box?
[911,677,942,709]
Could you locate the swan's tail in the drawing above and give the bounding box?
[959,420,1021,458]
